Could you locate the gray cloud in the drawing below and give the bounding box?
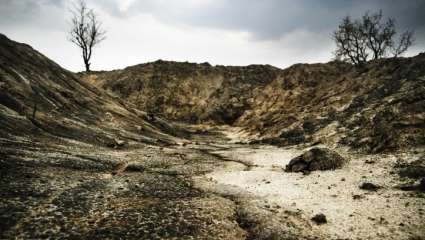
[0,0,423,71]
[95,0,425,40]
[2,0,424,40]
[0,0,68,29]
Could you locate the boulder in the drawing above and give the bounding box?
[285,147,347,172]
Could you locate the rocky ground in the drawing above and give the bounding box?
[1,126,324,239]
[2,125,424,239]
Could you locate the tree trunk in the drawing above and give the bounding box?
[84,61,90,72]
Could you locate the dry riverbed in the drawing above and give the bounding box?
[1,126,424,239]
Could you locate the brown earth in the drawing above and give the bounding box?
[89,54,425,153]
[87,61,280,125]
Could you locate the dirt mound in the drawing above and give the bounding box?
[238,57,425,153]
[87,61,279,124]
[90,54,425,153]
[285,148,347,172]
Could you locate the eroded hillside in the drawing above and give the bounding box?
[0,34,186,147]
[91,56,425,152]
[88,61,279,124]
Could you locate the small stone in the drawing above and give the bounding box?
[352,194,363,200]
[341,177,346,181]
[359,182,381,191]
[311,213,327,225]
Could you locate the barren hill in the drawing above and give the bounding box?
[90,56,425,152]
[88,61,280,124]
[0,34,184,147]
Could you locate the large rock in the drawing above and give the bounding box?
[285,147,347,172]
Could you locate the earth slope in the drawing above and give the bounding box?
[92,56,425,152]
[88,61,279,124]
[0,33,183,146]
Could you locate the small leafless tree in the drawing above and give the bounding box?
[333,16,369,65]
[68,0,106,72]
[333,10,414,66]
[391,31,414,57]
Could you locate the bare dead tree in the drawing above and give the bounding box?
[391,30,414,57]
[333,16,369,65]
[68,0,106,72]
[333,10,414,66]
[360,10,395,60]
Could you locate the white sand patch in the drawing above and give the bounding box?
[202,146,425,240]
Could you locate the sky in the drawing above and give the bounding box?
[1,0,424,72]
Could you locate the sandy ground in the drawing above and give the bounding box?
[193,128,425,240]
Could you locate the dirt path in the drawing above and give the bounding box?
[191,126,425,240]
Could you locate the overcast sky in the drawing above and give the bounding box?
[1,0,424,71]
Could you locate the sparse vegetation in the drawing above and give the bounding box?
[333,10,414,65]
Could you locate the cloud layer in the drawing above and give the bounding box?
[1,0,424,71]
